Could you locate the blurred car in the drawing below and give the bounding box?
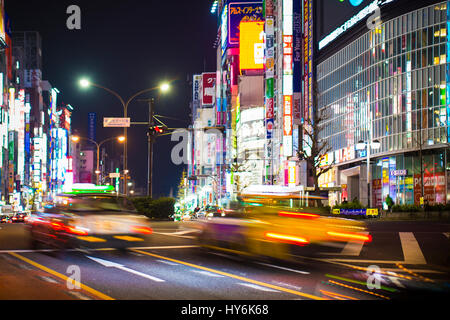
[0,215,12,223]
[27,192,153,251]
[196,205,224,219]
[11,213,28,223]
[195,185,371,262]
[181,211,194,221]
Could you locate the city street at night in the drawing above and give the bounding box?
[1,0,450,312]
[1,220,449,301]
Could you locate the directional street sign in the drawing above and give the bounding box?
[103,117,131,127]
[109,173,121,178]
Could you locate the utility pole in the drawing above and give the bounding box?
[147,98,155,198]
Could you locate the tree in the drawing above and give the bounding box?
[296,81,335,201]
[177,169,187,207]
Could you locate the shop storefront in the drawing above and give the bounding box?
[371,149,448,206]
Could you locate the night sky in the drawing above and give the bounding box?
[5,0,218,197]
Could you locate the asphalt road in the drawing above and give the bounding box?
[1,220,449,301]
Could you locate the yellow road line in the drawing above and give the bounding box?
[327,280,390,300]
[319,289,359,300]
[396,263,435,283]
[298,255,413,280]
[132,249,326,300]
[9,252,114,300]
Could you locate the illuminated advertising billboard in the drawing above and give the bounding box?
[0,5,5,44]
[239,21,264,71]
[228,1,263,47]
[283,35,293,75]
[283,95,293,137]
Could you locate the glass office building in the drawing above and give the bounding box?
[317,2,450,206]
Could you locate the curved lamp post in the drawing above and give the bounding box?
[79,79,170,195]
[71,135,125,185]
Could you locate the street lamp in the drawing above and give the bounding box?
[78,78,170,195]
[356,139,381,208]
[71,135,125,185]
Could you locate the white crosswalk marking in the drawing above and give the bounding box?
[399,232,426,264]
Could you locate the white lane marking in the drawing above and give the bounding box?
[68,291,92,300]
[255,262,310,275]
[191,270,225,278]
[238,283,280,292]
[271,281,303,291]
[38,275,59,284]
[399,232,426,264]
[156,259,179,266]
[86,256,165,282]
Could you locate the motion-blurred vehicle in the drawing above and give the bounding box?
[195,185,371,261]
[0,205,15,222]
[11,212,28,223]
[182,211,194,221]
[27,184,153,251]
[197,205,224,219]
[0,215,11,223]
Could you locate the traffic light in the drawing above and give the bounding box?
[149,125,166,135]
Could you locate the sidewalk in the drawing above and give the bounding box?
[372,211,450,222]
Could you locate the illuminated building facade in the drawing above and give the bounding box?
[316,0,450,206]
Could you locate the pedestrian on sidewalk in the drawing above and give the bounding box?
[385,194,394,216]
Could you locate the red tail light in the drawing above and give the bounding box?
[326,231,372,243]
[278,211,319,219]
[131,226,153,235]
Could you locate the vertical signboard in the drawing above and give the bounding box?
[293,0,302,125]
[201,72,216,107]
[283,95,293,156]
[283,0,293,157]
[88,112,96,142]
[193,74,202,119]
[447,0,450,143]
[308,0,313,122]
[264,7,275,182]
[8,163,14,194]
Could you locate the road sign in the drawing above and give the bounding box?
[109,173,120,178]
[103,117,130,127]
